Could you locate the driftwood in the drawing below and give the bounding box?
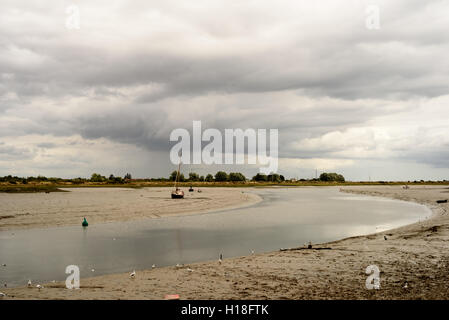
[280,247,332,252]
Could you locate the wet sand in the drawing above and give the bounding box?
[0,187,261,231]
[3,185,449,299]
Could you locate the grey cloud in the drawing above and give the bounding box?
[0,0,449,178]
[0,144,33,160]
[36,142,56,149]
[1,1,449,104]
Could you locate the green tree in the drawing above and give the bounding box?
[205,174,214,182]
[169,170,178,181]
[229,172,246,182]
[90,173,106,182]
[267,174,281,182]
[215,171,228,182]
[188,172,200,181]
[319,172,345,182]
[252,173,268,181]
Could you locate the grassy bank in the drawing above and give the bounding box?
[0,185,67,193]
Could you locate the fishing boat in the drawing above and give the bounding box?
[171,162,184,199]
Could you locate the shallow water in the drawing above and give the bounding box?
[0,187,431,287]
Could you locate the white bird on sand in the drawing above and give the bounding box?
[0,292,5,299]
[187,268,194,273]
[152,264,156,269]
[27,280,32,288]
[218,253,223,264]
[36,284,43,290]
[403,282,408,289]
[130,270,136,279]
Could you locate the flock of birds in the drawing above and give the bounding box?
[0,249,252,299]
[0,247,413,299]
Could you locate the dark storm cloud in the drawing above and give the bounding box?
[1,0,449,178]
[1,0,449,104]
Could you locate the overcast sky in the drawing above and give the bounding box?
[1,0,449,180]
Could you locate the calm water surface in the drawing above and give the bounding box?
[0,187,431,287]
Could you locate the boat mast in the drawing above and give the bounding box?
[174,162,181,190]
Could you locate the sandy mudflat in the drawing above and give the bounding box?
[3,185,449,299]
[0,187,261,231]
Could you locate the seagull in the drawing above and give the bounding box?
[130,270,136,279]
[36,284,43,291]
[187,268,194,273]
[251,250,255,255]
[152,264,156,269]
[219,253,223,264]
[91,269,95,272]
[403,282,408,289]
[0,292,5,299]
[27,280,32,288]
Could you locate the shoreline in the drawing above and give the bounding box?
[0,187,262,232]
[3,185,449,299]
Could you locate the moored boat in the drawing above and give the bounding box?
[171,162,184,199]
[171,188,185,199]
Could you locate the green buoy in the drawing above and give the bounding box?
[82,217,88,227]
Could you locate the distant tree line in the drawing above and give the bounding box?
[169,171,248,182]
[252,173,285,182]
[2,173,449,185]
[90,173,134,184]
[0,173,135,184]
[168,171,289,183]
